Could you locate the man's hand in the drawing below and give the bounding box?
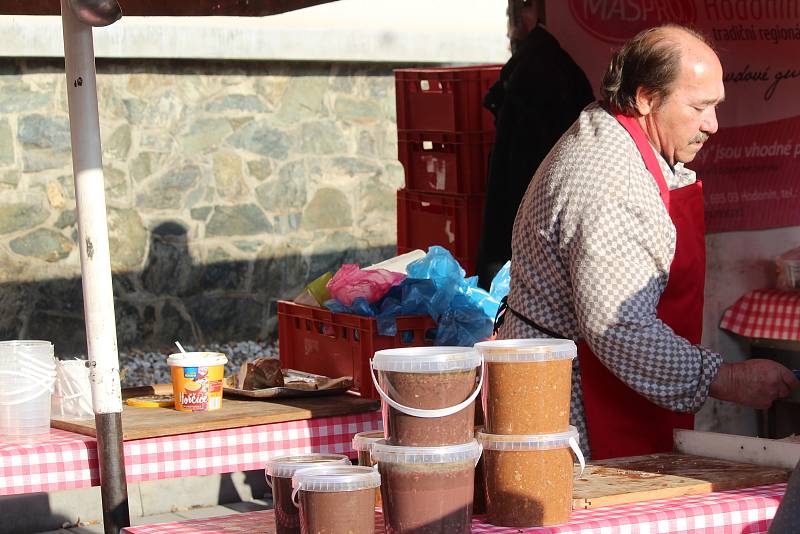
[709,360,799,410]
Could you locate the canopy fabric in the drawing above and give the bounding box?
[0,0,338,16]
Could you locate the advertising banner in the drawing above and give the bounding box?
[546,0,800,233]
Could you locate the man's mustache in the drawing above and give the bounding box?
[690,133,710,144]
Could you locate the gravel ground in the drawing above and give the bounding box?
[69,341,279,388]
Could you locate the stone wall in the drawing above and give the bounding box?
[0,58,408,355]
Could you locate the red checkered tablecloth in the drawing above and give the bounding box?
[720,289,800,340]
[0,411,381,496]
[123,483,786,533]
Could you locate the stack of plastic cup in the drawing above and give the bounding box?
[0,340,57,442]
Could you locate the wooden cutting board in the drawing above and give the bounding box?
[572,453,791,509]
[51,394,379,440]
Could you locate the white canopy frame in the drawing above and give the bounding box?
[60,0,128,532]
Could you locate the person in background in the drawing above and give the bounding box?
[476,0,594,288]
[495,24,799,459]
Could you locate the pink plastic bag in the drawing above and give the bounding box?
[326,264,406,306]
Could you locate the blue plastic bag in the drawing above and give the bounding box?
[325,248,505,346]
[490,261,511,302]
[404,246,494,345]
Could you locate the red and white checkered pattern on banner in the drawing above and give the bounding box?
[720,289,800,340]
[0,412,381,496]
[123,483,785,534]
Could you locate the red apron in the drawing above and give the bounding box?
[579,113,707,460]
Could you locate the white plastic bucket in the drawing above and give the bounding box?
[371,439,482,534]
[474,338,577,435]
[370,346,483,446]
[265,453,352,534]
[476,427,584,527]
[0,340,57,442]
[291,465,381,534]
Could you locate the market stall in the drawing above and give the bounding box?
[3,1,800,533]
[120,484,787,534]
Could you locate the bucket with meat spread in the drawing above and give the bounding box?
[474,339,576,434]
[352,430,384,467]
[370,346,482,446]
[477,427,585,527]
[352,429,385,506]
[372,439,482,534]
[265,453,351,534]
[166,352,227,412]
[292,465,381,534]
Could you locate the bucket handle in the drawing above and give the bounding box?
[369,358,483,419]
[0,370,55,399]
[0,377,56,406]
[291,483,301,509]
[569,436,585,477]
[10,351,56,372]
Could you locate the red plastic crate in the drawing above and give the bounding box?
[278,300,435,400]
[396,189,484,275]
[395,65,502,133]
[398,130,493,195]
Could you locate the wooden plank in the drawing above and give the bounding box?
[573,464,708,509]
[52,394,379,440]
[572,453,791,509]
[675,429,800,469]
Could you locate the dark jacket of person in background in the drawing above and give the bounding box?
[476,24,594,288]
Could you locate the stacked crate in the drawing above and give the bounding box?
[394,65,502,275]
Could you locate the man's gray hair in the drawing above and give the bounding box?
[601,24,715,116]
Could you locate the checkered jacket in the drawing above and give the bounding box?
[498,103,723,456]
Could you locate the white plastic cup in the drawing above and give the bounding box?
[0,340,56,442]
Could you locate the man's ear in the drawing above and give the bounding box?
[634,87,657,116]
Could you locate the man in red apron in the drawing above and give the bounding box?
[496,25,798,459]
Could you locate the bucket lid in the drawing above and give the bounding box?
[477,427,579,451]
[0,340,53,350]
[292,465,380,492]
[474,339,576,362]
[351,430,384,452]
[372,346,480,372]
[166,352,228,367]
[265,453,351,478]
[370,439,482,465]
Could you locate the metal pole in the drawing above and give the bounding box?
[60,1,129,532]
